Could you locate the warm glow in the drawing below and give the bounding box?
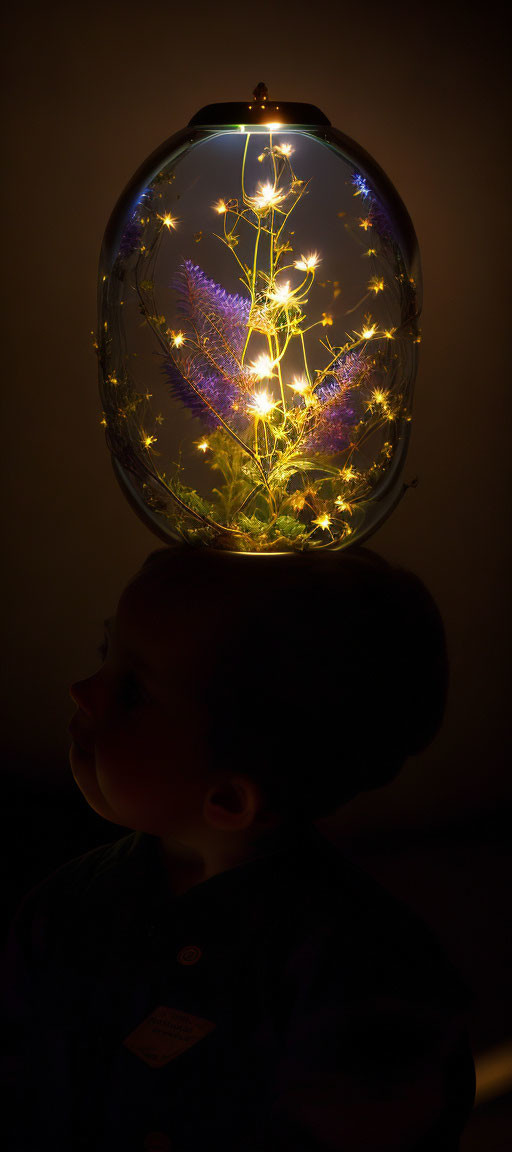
[312,513,331,530]
[368,276,384,294]
[248,353,277,380]
[268,280,293,305]
[157,213,178,230]
[251,182,286,210]
[172,332,185,347]
[359,322,378,340]
[289,376,309,393]
[197,440,209,452]
[294,252,321,272]
[141,432,157,449]
[213,199,228,214]
[366,387,390,414]
[247,390,279,418]
[341,466,358,482]
[276,143,293,156]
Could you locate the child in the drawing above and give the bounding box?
[3,544,476,1151]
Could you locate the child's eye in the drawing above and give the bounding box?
[96,635,147,709]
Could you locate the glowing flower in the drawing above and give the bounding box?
[197,440,209,452]
[366,388,391,416]
[249,182,287,212]
[368,277,384,294]
[213,199,228,214]
[268,281,294,305]
[356,319,378,341]
[312,514,331,531]
[141,432,157,449]
[352,174,371,198]
[275,143,294,157]
[294,252,321,272]
[246,390,280,418]
[248,354,278,380]
[341,465,358,482]
[289,376,309,393]
[171,331,185,347]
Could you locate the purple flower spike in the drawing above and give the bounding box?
[163,260,253,430]
[304,350,366,455]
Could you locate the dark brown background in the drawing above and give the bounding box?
[1,2,510,1146]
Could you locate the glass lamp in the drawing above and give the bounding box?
[97,84,421,553]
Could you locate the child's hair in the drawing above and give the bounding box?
[130,544,449,824]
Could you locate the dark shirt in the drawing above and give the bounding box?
[2,822,475,1151]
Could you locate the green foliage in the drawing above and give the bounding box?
[173,479,216,517]
[273,515,307,539]
[237,513,267,538]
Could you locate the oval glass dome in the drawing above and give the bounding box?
[97,93,421,553]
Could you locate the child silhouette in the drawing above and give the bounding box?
[3,544,475,1150]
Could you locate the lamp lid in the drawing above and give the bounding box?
[188,82,331,128]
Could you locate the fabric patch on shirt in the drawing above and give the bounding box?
[123,1004,216,1067]
[176,944,202,965]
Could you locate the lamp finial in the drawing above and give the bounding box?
[252,82,268,102]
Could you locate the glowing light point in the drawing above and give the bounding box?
[384,328,396,340]
[141,432,157,449]
[341,466,357,482]
[276,143,293,156]
[250,182,286,211]
[213,199,228,214]
[248,354,277,380]
[312,514,331,531]
[268,280,293,305]
[358,320,378,341]
[157,213,178,230]
[247,390,279,418]
[368,277,384,295]
[172,331,185,347]
[359,218,372,231]
[321,313,333,327]
[197,440,209,452]
[334,497,352,512]
[289,376,309,394]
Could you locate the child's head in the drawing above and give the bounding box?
[69,544,448,857]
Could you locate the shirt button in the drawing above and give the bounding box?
[177,944,203,965]
[144,1132,172,1151]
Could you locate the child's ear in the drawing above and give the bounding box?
[202,775,267,832]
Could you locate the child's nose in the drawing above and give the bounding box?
[69,674,98,716]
